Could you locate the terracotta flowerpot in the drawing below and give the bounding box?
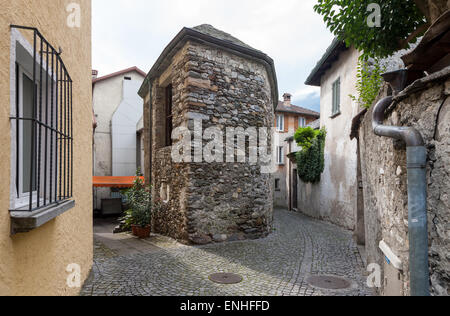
[131,225,151,239]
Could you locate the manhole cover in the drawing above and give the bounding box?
[306,275,351,290]
[209,273,243,285]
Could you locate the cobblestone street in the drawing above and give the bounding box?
[81,209,374,296]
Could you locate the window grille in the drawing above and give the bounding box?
[10,25,73,212]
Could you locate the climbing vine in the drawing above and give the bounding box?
[294,127,327,184]
[350,57,385,109]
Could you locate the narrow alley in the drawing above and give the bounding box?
[81,210,373,296]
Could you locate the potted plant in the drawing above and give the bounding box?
[121,173,153,239]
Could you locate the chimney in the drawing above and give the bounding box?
[92,69,98,79]
[283,93,292,106]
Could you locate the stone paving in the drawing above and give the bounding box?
[81,209,374,296]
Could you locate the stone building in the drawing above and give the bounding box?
[273,93,320,209]
[92,67,146,211]
[138,24,278,244]
[302,39,361,232]
[0,0,93,295]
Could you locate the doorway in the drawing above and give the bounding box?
[292,169,298,210]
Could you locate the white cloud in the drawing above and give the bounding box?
[92,0,333,110]
[292,86,320,102]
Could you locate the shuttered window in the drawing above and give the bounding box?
[332,77,341,116]
[298,117,306,128]
[276,146,284,165]
[276,114,284,132]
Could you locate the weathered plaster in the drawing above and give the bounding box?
[0,0,92,296]
[92,70,144,208]
[297,47,360,230]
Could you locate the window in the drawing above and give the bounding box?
[332,77,341,116]
[276,114,284,132]
[275,179,280,191]
[165,84,173,147]
[276,146,284,165]
[298,117,306,128]
[10,26,73,212]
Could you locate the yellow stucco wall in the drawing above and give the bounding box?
[0,0,93,296]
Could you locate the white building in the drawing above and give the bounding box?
[296,39,361,232]
[92,67,146,210]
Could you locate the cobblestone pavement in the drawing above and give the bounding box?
[81,209,374,296]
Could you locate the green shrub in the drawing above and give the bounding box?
[120,173,153,228]
[294,127,327,183]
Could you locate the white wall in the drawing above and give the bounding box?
[297,47,360,230]
[92,71,144,209]
[111,79,143,176]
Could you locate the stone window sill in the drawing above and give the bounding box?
[330,111,341,119]
[10,200,75,235]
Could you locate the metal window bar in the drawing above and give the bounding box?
[10,25,73,212]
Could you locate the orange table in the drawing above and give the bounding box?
[93,176,145,188]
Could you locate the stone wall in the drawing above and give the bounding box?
[146,40,274,244]
[359,69,450,296]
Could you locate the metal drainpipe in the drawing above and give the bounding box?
[372,69,430,296]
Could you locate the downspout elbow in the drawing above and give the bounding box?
[371,85,430,296]
[372,96,425,147]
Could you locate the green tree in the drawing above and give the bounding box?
[314,0,427,59]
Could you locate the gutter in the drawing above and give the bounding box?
[372,69,430,296]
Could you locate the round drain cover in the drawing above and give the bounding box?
[306,275,351,290]
[209,273,243,284]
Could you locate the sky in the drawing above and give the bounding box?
[92,0,335,113]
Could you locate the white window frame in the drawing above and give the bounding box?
[276,114,285,132]
[10,29,57,211]
[276,146,284,165]
[298,117,306,128]
[15,65,39,209]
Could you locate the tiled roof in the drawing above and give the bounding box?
[276,101,320,118]
[308,119,321,129]
[305,38,348,87]
[192,24,258,52]
[92,66,146,84]
[138,24,278,108]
